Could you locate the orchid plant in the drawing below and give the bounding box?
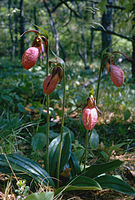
[0,28,134,200]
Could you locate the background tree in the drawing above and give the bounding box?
[20,0,25,57]
[101,0,113,52]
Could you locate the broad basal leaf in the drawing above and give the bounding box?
[0,154,54,187]
[83,160,123,178]
[68,153,81,177]
[55,176,102,196]
[44,132,71,177]
[95,175,135,196]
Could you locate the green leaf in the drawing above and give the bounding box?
[100,151,109,161]
[98,0,107,14]
[33,25,48,38]
[90,129,99,150]
[63,126,74,142]
[124,109,131,120]
[55,176,102,196]
[58,89,63,101]
[1,95,13,103]
[31,133,46,151]
[0,154,54,187]
[51,50,65,66]
[45,132,71,177]
[108,143,125,157]
[68,153,81,177]
[83,160,123,178]
[25,192,54,200]
[17,103,26,112]
[95,175,135,196]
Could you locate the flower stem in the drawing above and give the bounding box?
[46,43,50,173]
[84,130,89,171]
[57,64,66,188]
[96,57,104,104]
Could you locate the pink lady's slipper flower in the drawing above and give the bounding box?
[82,95,100,131]
[106,63,124,87]
[22,34,46,70]
[82,106,98,130]
[22,47,40,70]
[43,66,63,95]
[43,74,59,95]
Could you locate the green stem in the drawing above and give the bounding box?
[57,64,66,188]
[46,43,50,173]
[84,130,89,171]
[96,57,104,104]
[36,96,46,133]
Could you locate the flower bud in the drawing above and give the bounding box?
[43,66,63,95]
[109,65,124,87]
[43,74,59,95]
[22,47,40,70]
[87,95,95,108]
[82,106,98,130]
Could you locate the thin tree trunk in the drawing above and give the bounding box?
[33,6,38,30]
[13,0,18,56]
[75,1,88,69]
[20,0,25,57]
[43,0,59,56]
[102,0,113,52]
[43,0,66,60]
[90,1,95,63]
[8,0,15,60]
[132,4,135,79]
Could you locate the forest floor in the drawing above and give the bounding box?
[0,61,135,199]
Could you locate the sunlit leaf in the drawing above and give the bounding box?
[25,192,54,200]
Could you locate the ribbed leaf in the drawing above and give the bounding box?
[83,160,123,178]
[0,154,54,187]
[55,176,102,196]
[45,132,71,177]
[95,175,135,196]
[25,192,54,200]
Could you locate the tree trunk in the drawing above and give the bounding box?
[33,6,38,30]
[101,0,113,52]
[90,1,95,63]
[44,0,59,56]
[75,1,88,69]
[132,4,135,80]
[20,0,25,57]
[8,0,15,60]
[13,0,18,56]
[43,0,66,60]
